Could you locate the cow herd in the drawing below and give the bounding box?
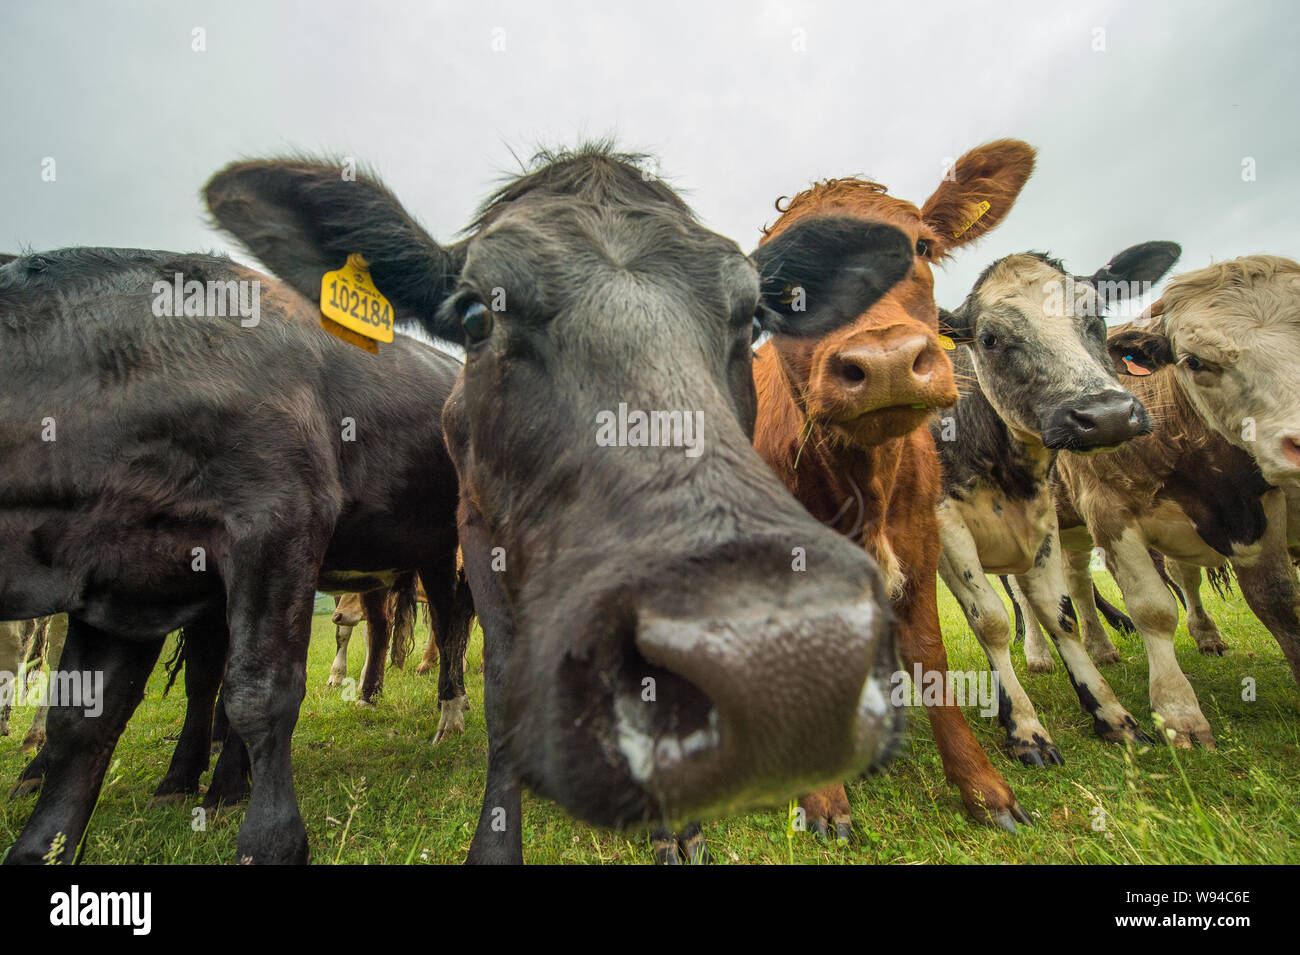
[1,139,1297,865]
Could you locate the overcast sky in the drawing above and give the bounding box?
[3,0,1296,313]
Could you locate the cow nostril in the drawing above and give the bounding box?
[1067,410,1097,432]
[912,347,935,379]
[837,359,867,386]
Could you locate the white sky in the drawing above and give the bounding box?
[3,0,1296,312]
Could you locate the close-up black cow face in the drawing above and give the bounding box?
[205,146,914,836]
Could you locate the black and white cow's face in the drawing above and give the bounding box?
[1110,255,1300,488]
[945,243,1180,452]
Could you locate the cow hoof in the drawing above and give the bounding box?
[1025,656,1054,674]
[326,675,343,687]
[1094,713,1154,746]
[681,829,710,864]
[21,730,45,754]
[1154,710,1215,749]
[1195,637,1228,656]
[1007,735,1063,767]
[147,792,190,809]
[432,695,469,743]
[1086,642,1122,666]
[810,818,829,842]
[987,804,1032,833]
[10,777,42,799]
[415,661,433,675]
[354,698,377,709]
[833,819,852,845]
[655,847,682,865]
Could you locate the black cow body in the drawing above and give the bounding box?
[0,250,467,863]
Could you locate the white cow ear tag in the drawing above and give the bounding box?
[1122,354,1153,376]
[320,253,394,354]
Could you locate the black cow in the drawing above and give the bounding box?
[0,249,467,863]
[204,145,916,863]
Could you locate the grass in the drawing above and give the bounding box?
[3,574,1299,864]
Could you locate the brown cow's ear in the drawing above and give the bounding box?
[921,140,1036,252]
[1107,326,1174,376]
[204,157,463,341]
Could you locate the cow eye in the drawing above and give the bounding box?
[462,301,493,343]
[1181,353,1208,372]
[978,331,997,349]
[916,238,930,258]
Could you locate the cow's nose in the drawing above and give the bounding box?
[829,334,953,416]
[330,612,344,624]
[1051,392,1150,449]
[625,598,899,819]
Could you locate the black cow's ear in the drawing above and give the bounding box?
[1107,325,1174,376]
[1076,241,1181,305]
[204,157,464,342]
[939,304,975,345]
[751,215,912,338]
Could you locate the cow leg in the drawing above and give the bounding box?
[415,601,440,675]
[649,821,708,864]
[5,620,163,864]
[428,559,473,744]
[916,555,1029,826]
[218,539,317,864]
[460,499,523,864]
[1233,490,1300,685]
[0,621,23,737]
[152,618,228,804]
[939,529,1058,766]
[21,615,68,753]
[1063,548,1121,665]
[1094,585,1138,635]
[799,783,853,843]
[327,622,353,687]
[204,697,251,809]
[357,589,390,705]
[388,591,411,670]
[1169,561,1227,655]
[1007,576,1054,673]
[1105,531,1214,747]
[1015,558,1150,746]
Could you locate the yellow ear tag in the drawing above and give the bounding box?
[937,334,956,350]
[320,253,394,352]
[951,200,991,239]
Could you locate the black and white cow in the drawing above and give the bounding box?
[934,243,1181,763]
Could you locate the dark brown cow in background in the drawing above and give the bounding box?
[754,140,1037,839]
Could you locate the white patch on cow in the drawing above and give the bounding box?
[614,692,720,784]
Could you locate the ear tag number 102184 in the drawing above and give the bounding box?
[320,253,394,353]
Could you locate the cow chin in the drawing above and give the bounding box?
[827,405,936,448]
[505,595,905,830]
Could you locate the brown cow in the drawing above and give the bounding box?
[328,578,434,685]
[754,141,1037,836]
